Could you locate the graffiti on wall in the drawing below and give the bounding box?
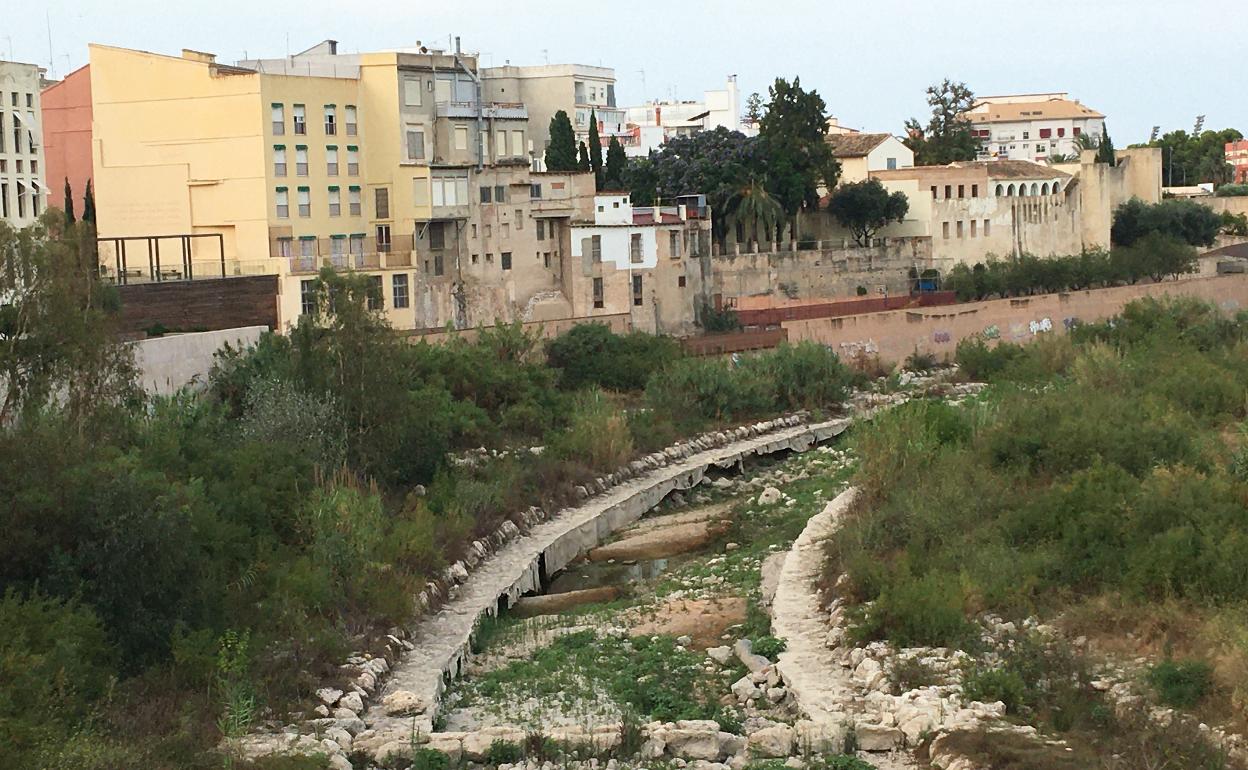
[1063,316,1080,331]
[1010,322,1028,340]
[981,324,1001,340]
[1029,317,1054,335]
[839,339,879,356]
[933,330,951,344]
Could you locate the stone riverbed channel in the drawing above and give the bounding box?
[236,372,1012,770]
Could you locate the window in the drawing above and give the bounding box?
[300,279,317,315]
[471,253,479,264]
[299,236,315,257]
[328,187,341,216]
[501,252,512,270]
[956,220,964,238]
[347,146,360,175]
[326,146,339,175]
[392,274,409,308]
[887,157,897,170]
[485,253,494,263]
[403,77,422,107]
[957,184,965,198]
[494,185,506,203]
[293,104,306,135]
[275,188,289,218]
[970,220,977,237]
[942,221,950,239]
[593,277,604,309]
[632,275,643,306]
[429,221,445,250]
[272,104,285,135]
[345,105,358,136]
[273,146,287,176]
[1057,127,1066,138]
[324,105,337,135]
[678,275,686,288]
[471,223,478,238]
[971,184,979,197]
[495,130,507,157]
[536,220,546,240]
[501,223,510,238]
[1073,127,1082,137]
[406,127,425,161]
[0,114,5,153]
[432,174,468,207]
[295,146,308,176]
[591,235,602,262]
[983,219,991,237]
[16,182,25,219]
[670,231,681,258]
[944,185,952,199]
[276,236,292,257]
[1039,128,1052,139]
[1036,145,1046,154]
[367,276,383,310]
[350,233,365,255]
[930,186,937,199]
[530,183,542,199]
[480,186,492,203]
[348,186,361,216]
[375,188,390,219]
[376,224,391,252]
[2,182,10,218]
[433,255,444,276]
[629,233,643,263]
[512,130,524,157]
[297,187,311,217]
[330,236,346,257]
[1022,131,1030,140]
[454,125,469,151]
[543,252,551,268]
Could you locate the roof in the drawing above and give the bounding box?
[966,97,1104,124]
[868,159,1070,183]
[826,133,894,157]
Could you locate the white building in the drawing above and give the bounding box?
[0,61,47,228]
[621,76,755,157]
[965,93,1105,163]
[826,132,914,183]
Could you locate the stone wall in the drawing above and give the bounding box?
[783,273,1248,364]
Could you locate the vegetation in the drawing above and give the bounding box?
[1111,196,1222,247]
[1148,659,1213,709]
[1132,127,1243,187]
[903,79,978,165]
[825,179,910,246]
[602,136,627,191]
[1221,209,1248,236]
[1095,125,1116,166]
[757,77,840,228]
[1216,183,1248,197]
[544,110,580,172]
[588,108,604,187]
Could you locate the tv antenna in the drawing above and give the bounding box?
[1194,115,1205,135]
[1149,125,1160,143]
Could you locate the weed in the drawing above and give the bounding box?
[1148,659,1213,708]
[411,748,450,770]
[887,656,940,693]
[485,739,522,765]
[751,636,787,660]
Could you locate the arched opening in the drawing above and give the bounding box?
[1018,184,1027,197]
[995,184,1004,196]
[1053,181,1061,195]
[1007,184,1016,196]
[1030,183,1039,196]
[1041,182,1050,195]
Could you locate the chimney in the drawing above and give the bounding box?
[655,105,662,127]
[328,40,338,55]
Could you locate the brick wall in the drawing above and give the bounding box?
[117,276,279,336]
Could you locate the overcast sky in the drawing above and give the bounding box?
[7,0,1243,143]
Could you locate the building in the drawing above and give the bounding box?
[41,64,93,211]
[567,193,712,334]
[826,133,914,183]
[1228,140,1248,185]
[964,93,1105,163]
[620,76,752,157]
[0,60,48,228]
[481,64,625,169]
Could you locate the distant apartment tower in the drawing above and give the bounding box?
[482,64,625,169]
[965,93,1105,162]
[0,60,48,227]
[1228,140,1248,184]
[620,76,752,157]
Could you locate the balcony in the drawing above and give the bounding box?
[276,235,416,274]
[436,101,528,120]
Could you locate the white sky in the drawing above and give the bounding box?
[7,0,1244,143]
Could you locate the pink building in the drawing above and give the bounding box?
[41,65,93,211]
[1228,140,1248,185]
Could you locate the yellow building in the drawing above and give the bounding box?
[89,40,599,331]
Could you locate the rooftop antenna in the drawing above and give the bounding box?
[2,36,13,61]
[1149,125,1160,143]
[541,49,549,64]
[1194,115,1205,135]
[637,69,645,98]
[46,11,54,76]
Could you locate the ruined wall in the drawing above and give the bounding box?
[784,273,1248,364]
[1078,147,1164,248]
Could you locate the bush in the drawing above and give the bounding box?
[851,572,977,649]
[546,323,681,391]
[1112,197,1222,248]
[1148,659,1213,708]
[411,748,451,770]
[888,656,940,693]
[962,665,1028,713]
[954,337,1025,381]
[544,389,635,472]
[1216,183,1248,197]
[742,342,856,412]
[485,739,523,765]
[751,636,787,659]
[645,357,772,426]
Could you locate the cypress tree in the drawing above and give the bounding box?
[63,178,76,224]
[589,109,603,188]
[1096,126,1116,167]
[82,179,96,224]
[603,136,627,191]
[544,110,579,171]
[578,141,591,172]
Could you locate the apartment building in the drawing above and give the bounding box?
[826,133,914,183]
[567,193,712,335]
[0,60,47,228]
[1227,140,1248,185]
[482,64,626,169]
[620,75,753,157]
[965,93,1105,162]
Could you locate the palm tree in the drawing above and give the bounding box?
[726,178,783,250]
[1074,132,1101,152]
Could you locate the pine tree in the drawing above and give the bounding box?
[578,141,591,171]
[544,110,579,171]
[603,136,627,190]
[82,179,96,224]
[1096,125,1116,167]
[589,109,604,188]
[63,178,76,224]
[745,92,763,126]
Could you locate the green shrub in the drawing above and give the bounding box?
[742,342,855,412]
[851,572,976,649]
[544,389,635,471]
[887,656,940,693]
[962,665,1028,713]
[954,337,1025,380]
[410,748,451,770]
[1147,659,1213,708]
[485,738,523,765]
[546,323,682,391]
[645,357,772,425]
[751,636,787,660]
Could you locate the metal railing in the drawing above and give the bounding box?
[98,233,230,285]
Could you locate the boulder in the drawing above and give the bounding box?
[325,727,354,751]
[327,754,353,770]
[731,676,762,702]
[337,691,364,713]
[707,646,734,665]
[664,727,726,761]
[461,727,525,762]
[316,687,343,707]
[758,487,782,506]
[747,724,794,758]
[381,689,425,717]
[734,639,770,673]
[854,722,903,751]
[793,720,844,754]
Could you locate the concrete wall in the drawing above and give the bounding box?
[131,325,265,394]
[1198,196,1248,218]
[783,273,1248,365]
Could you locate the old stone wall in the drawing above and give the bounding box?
[783,273,1248,364]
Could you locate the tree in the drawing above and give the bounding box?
[624,156,658,206]
[745,92,763,126]
[577,141,591,171]
[63,178,76,224]
[826,179,910,246]
[1118,232,1198,282]
[904,79,978,165]
[1138,128,1243,186]
[82,179,96,224]
[544,110,579,171]
[1096,125,1116,166]
[758,77,839,229]
[602,136,627,191]
[726,178,783,246]
[1111,197,1222,248]
[588,109,603,188]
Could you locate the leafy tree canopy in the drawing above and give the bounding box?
[1111,197,1222,247]
[544,110,579,171]
[1131,127,1243,187]
[826,179,910,246]
[758,77,839,216]
[904,79,978,165]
